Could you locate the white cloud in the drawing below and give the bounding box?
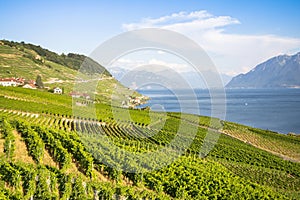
[122,10,300,76]
[157,50,165,55]
[110,57,189,73]
[122,11,240,34]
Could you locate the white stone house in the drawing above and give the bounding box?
[53,87,63,94]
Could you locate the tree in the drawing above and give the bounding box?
[36,75,44,89]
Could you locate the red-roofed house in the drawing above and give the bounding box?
[0,78,18,87]
[69,91,90,99]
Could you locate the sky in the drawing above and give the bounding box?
[1,0,300,76]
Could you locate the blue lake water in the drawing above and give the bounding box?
[137,88,300,134]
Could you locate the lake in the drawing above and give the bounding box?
[137,88,300,134]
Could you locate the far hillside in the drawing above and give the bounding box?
[0,40,144,104]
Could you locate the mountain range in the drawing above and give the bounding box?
[108,66,232,89]
[226,52,300,88]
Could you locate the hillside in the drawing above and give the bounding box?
[226,52,300,88]
[0,40,111,76]
[0,40,142,104]
[0,86,299,199]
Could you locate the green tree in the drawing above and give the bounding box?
[36,75,44,89]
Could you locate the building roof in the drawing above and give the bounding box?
[0,78,17,82]
[0,77,26,83]
[22,83,37,89]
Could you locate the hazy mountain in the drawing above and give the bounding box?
[226,52,300,88]
[108,66,232,89]
[181,71,232,88]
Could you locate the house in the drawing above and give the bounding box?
[82,93,91,100]
[69,91,90,99]
[129,96,142,104]
[0,78,18,87]
[69,91,81,98]
[53,87,63,94]
[0,77,28,87]
[22,84,37,89]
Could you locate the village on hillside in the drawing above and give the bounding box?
[0,77,92,97]
[0,77,63,94]
[0,77,36,89]
[0,77,148,108]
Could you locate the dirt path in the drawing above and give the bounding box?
[13,130,35,164]
[0,134,4,157]
[220,129,299,162]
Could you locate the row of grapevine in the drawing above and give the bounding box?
[48,129,94,178]
[0,161,22,198]
[14,120,44,163]
[0,108,163,142]
[0,160,171,199]
[221,160,300,193]
[143,156,287,199]
[33,126,72,170]
[0,117,16,161]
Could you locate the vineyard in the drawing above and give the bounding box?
[0,86,300,199]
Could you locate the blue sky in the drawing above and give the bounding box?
[1,0,300,75]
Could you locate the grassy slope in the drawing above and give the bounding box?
[0,86,299,199]
[223,121,300,162]
[0,44,77,81]
[0,42,142,103]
